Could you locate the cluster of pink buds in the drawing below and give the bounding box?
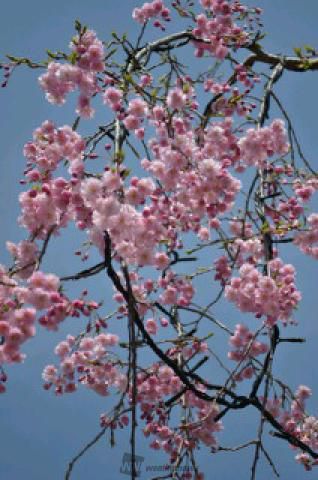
[225,259,301,325]
[166,87,187,110]
[193,2,249,59]
[238,119,289,168]
[235,63,260,87]
[158,271,195,307]
[214,255,231,285]
[132,1,170,29]
[0,269,60,371]
[6,240,39,280]
[0,262,102,384]
[251,386,318,470]
[293,177,318,203]
[103,87,123,112]
[0,289,36,370]
[203,64,260,117]
[294,213,318,259]
[39,30,104,117]
[72,29,104,72]
[277,197,304,222]
[18,177,75,238]
[43,332,125,396]
[228,324,268,381]
[123,97,148,138]
[0,62,14,88]
[138,364,222,466]
[23,120,85,177]
[282,386,318,470]
[231,238,264,266]
[38,296,99,331]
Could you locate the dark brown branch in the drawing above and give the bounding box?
[60,262,105,282]
[122,265,138,480]
[247,43,318,72]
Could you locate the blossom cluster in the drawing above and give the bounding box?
[0,263,100,393]
[112,269,195,322]
[294,213,318,259]
[18,177,77,238]
[43,332,125,396]
[23,120,85,177]
[228,323,268,381]
[139,364,222,461]
[193,2,249,59]
[18,120,90,238]
[262,386,318,471]
[214,255,231,285]
[132,0,170,28]
[225,259,301,325]
[0,270,59,375]
[6,240,39,280]
[39,30,104,117]
[293,176,318,203]
[238,119,289,169]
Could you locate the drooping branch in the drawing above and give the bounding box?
[103,232,318,462]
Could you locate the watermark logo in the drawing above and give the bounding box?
[120,452,144,477]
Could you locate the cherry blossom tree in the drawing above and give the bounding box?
[1,1,318,478]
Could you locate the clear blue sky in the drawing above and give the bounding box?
[0,1,318,479]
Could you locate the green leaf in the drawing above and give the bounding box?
[261,221,271,233]
[68,51,78,65]
[304,44,316,54]
[120,168,131,179]
[204,332,214,340]
[123,72,133,83]
[150,88,158,99]
[46,50,57,59]
[6,55,21,62]
[75,19,82,33]
[293,47,303,58]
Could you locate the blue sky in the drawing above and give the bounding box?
[0,1,318,479]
